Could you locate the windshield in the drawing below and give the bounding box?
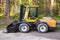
[29,8,38,18]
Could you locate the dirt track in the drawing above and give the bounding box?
[30,30,60,39]
[0,29,60,40]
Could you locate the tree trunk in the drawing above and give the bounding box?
[57,1,60,16]
[6,0,10,19]
[50,0,54,16]
[20,0,22,4]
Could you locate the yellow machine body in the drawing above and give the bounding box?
[40,19,56,28]
[24,6,56,28]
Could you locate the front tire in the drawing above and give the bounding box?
[19,23,30,33]
[37,23,48,33]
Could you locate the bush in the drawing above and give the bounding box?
[0,16,7,19]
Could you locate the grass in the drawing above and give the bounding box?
[52,16,60,20]
[0,24,7,28]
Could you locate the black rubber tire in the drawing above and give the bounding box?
[37,23,48,33]
[19,23,30,33]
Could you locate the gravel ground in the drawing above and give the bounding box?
[0,29,59,40]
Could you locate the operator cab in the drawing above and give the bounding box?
[20,4,38,22]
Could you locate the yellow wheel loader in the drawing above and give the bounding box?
[6,4,57,33]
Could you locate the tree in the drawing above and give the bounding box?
[56,0,60,16]
[6,0,10,19]
[50,0,54,16]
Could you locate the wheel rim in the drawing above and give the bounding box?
[21,25,28,32]
[40,26,46,32]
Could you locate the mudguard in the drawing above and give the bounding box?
[6,20,19,33]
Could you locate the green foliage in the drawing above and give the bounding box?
[14,13,19,21]
[0,16,7,19]
[10,13,19,21]
[22,0,28,5]
[0,0,60,19]
[39,14,44,18]
[0,8,2,13]
[52,16,60,20]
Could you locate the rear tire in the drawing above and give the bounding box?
[19,23,30,33]
[37,23,48,33]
